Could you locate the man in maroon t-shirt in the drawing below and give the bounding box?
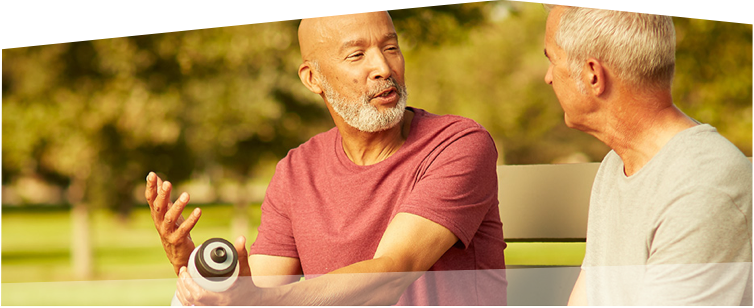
[145,11,506,305]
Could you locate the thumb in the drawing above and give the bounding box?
[234,236,251,277]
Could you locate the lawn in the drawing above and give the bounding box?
[2,205,584,305]
[2,204,262,305]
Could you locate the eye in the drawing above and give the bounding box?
[385,46,400,52]
[347,52,364,60]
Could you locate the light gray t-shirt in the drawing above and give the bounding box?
[583,124,752,305]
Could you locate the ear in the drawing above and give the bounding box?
[584,58,606,96]
[298,61,323,95]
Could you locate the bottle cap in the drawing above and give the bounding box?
[194,238,238,281]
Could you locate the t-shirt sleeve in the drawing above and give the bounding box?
[249,160,299,259]
[398,125,499,248]
[638,187,752,305]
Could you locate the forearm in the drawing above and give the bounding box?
[256,257,422,305]
[248,213,458,305]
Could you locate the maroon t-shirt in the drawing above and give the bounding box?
[250,107,507,305]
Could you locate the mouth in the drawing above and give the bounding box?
[372,87,397,99]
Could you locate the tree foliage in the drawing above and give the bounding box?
[2,1,751,217]
[2,2,501,216]
[673,17,752,154]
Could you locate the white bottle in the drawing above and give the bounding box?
[171,238,240,306]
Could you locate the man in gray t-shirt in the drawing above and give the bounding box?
[543,5,752,306]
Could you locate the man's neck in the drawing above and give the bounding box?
[596,93,697,176]
[338,109,415,166]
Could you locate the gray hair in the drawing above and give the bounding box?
[550,5,676,90]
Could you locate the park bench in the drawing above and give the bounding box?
[500,158,754,305]
[3,160,745,305]
[498,162,600,305]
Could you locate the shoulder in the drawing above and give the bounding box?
[652,125,751,236]
[274,127,338,175]
[411,107,489,134]
[662,124,751,188]
[410,107,496,153]
[675,124,748,160]
[592,150,622,185]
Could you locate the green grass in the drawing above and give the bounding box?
[3,279,179,306]
[2,204,262,305]
[2,205,263,282]
[2,205,585,305]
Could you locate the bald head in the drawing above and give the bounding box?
[298,12,396,63]
[295,11,407,133]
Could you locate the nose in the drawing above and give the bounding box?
[544,65,553,85]
[368,51,391,81]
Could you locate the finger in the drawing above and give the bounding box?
[176,211,187,225]
[145,172,158,208]
[180,266,207,305]
[146,173,165,226]
[164,192,190,230]
[175,208,202,239]
[156,175,164,194]
[175,283,188,306]
[154,181,172,224]
[176,267,193,306]
[234,236,252,277]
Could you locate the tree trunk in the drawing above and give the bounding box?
[231,202,249,241]
[230,179,252,241]
[68,175,93,280]
[71,202,93,280]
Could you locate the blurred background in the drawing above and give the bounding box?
[2,0,751,305]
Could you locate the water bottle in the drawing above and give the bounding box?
[171,238,240,306]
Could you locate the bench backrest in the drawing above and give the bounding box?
[497,163,600,241]
[498,158,753,240]
[498,160,749,305]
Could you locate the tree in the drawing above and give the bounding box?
[2,2,502,280]
[672,17,752,156]
[3,1,751,280]
[402,2,752,164]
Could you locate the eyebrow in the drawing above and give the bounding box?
[339,32,399,54]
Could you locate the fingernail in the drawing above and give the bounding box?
[193,208,201,215]
[162,181,170,190]
[180,193,188,202]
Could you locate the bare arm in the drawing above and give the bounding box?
[248,255,302,287]
[176,212,458,305]
[568,269,587,306]
[270,212,459,305]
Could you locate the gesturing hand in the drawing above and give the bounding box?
[145,171,202,275]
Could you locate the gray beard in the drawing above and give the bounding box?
[320,77,408,133]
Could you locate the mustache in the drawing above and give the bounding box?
[366,77,402,99]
